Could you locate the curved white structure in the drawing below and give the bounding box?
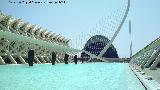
[82,0,130,61]
[0,11,78,64]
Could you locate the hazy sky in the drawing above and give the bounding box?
[0,0,160,58]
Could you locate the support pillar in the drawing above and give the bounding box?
[28,50,34,66]
[56,58,61,63]
[64,54,69,64]
[140,51,153,67]
[74,55,77,64]
[45,56,50,63]
[35,56,42,64]
[40,56,46,63]
[52,52,56,65]
[145,50,159,68]
[150,54,160,70]
[0,56,5,65]
[8,54,17,64]
[18,55,27,64]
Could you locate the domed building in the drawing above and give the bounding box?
[81,35,119,60]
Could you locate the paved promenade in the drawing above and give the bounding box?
[143,68,160,84]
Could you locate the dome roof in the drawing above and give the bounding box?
[82,35,119,58]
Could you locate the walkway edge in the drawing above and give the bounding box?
[129,65,160,90]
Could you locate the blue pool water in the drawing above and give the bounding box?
[0,63,145,90]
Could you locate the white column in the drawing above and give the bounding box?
[144,50,159,68]
[150,54,160,70]
[8,54,17,64]
[17,55,27,64]
[140,50,154,67]
[45,56,50,63]
[39,56,46,63]
[35,56,42,64]
[56,58,61,63]
[0,56,5,64]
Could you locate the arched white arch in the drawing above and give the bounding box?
[82,0,130,61]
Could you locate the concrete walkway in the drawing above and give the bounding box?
[143,68,160,84]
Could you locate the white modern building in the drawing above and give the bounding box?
[0,11,78,64]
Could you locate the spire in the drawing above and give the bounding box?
[129,20,132,58]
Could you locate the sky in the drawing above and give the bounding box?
[0,0,160,58]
